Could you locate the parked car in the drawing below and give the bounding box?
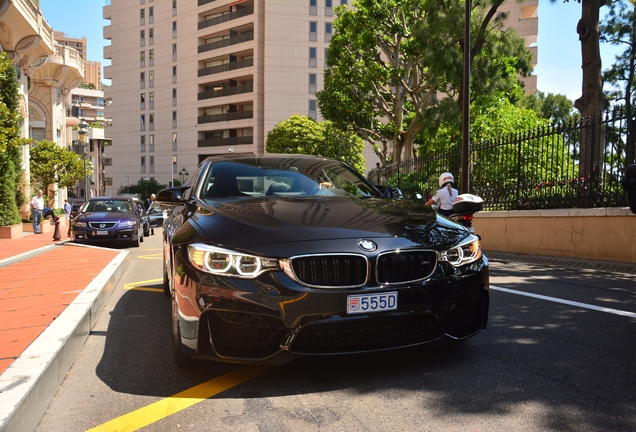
[147,202,165,229]
[71,196,145,247]
[132,197,151,237]
[157,154,489,366]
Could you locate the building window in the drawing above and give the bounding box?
[309,99,317,120]
[140,114,145,130]
[309,0,317,15]
[149,70,154,88]
[149,113,154,130]
[341,0,347,5]
[149,28,154,45]
[141,156,146,173]
[172,66,177,83]
[140,29,145,46]
[140,72,145,89]
[140,93,145,110]
[309,21,317,41]
[172,21,177,38]
[104,178,113,187]
[149,6,154,23]
[326,0,333,16]
[309,73,317,94]
[103,158,113,166]
[325,22,332,42]
[172,43,177,61]
[149,91,154,109]
[140,8,145,25]
[140,50,145,68]
[172,88,177,106]
[149,49,154,66]
[172,133,177,151]
[172,110,177,128]
[149,156,155,173]
[97,99,105,107]
[141,135,146,152]
[309,47,317,68]
[149,134,154,152]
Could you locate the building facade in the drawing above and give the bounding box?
[102,0,537,195]
[0,0,84,211]
[54,31,103,89]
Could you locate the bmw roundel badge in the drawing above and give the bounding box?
[358,239,377,252]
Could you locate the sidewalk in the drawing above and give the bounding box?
[0,226,129,432]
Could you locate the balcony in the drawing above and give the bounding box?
[198,31,254,54]
[198,6,254,30]
[198,0,216,5]
[104,45,113,60]
[198,110,253,124]
[198,57,253,77]
[103,25,112,41]
[198,136,253,147]
[198,83,253,100]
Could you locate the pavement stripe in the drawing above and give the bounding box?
[491,285,636,319]
[87,365,273,432]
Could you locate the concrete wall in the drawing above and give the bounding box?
[473,208,636,264]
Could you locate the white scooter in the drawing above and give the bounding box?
[449,194,483,234]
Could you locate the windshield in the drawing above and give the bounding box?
[199,159,379,200]
[86,200,133,213]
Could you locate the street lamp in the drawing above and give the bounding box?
[125,175,130,194]
[178,167,189,184]
[78,119,89,202]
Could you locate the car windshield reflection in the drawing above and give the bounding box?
[86,200,133,213]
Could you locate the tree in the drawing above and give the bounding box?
[601,0,636,165]
[518,91,577,125]
[0,52,25,225]
[317,0,532,166]
[117,177,167,200]
[265,114,366,173]
[30,140,88,207]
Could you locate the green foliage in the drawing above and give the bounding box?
[318,0,532,165]
[117,177,167,200]
[0,52,25,225]
[30,140,89,207]
[518,91,577,125]
[265,114,366,173]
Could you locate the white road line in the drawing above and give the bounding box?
[491,285,636,319]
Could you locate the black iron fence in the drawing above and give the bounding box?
[367,108,634,210]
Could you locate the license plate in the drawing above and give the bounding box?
[347,292,397,314]
[96,231,108,235]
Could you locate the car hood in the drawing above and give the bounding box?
[77,212,134,222]
[185,197,469,252]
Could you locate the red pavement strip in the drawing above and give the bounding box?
[0,232,119,375]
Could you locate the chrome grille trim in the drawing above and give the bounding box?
[88,222,117,229]
[376,249,438,285]
[281,253,369,289]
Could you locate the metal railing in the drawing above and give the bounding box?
[198,136,254,147]
[198,6,254,30]
[198,83,253,100]
[198,58,254,77]
[198,31,254,54]
[367,108,634,210]
[197,110,254,124]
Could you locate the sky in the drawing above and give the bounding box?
[39,0,625,103]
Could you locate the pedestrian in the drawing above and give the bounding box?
[67,204,80,237]
[425,172,458,217]
[63,199,71,223]
[30,189,45,234]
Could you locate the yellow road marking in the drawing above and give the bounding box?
[87,366,273,432]
[123,278,163,292]
[138,253,162,260]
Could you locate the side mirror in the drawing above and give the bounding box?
[622,164,636,214]
[156,186,190,204]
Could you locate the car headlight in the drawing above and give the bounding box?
[439,236,483,267]
[118,220,136,228]
[74,221,87,228]
[187,243,280,278]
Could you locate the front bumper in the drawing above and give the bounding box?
[172,252,489,364]
[72,228,138,242]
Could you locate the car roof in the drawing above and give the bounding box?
[88,196,136,202]
[202,153,331,164]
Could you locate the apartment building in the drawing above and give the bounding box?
[102,0,536,195]
[0,0,84,210]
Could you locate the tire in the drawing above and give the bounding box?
[172,282,191,367]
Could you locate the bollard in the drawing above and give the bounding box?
[52,216,61,241]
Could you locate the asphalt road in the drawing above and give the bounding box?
[36,232,636,432]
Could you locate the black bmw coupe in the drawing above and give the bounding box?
[157,154,489,366]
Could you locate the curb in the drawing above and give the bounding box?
[0,249,130,432]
